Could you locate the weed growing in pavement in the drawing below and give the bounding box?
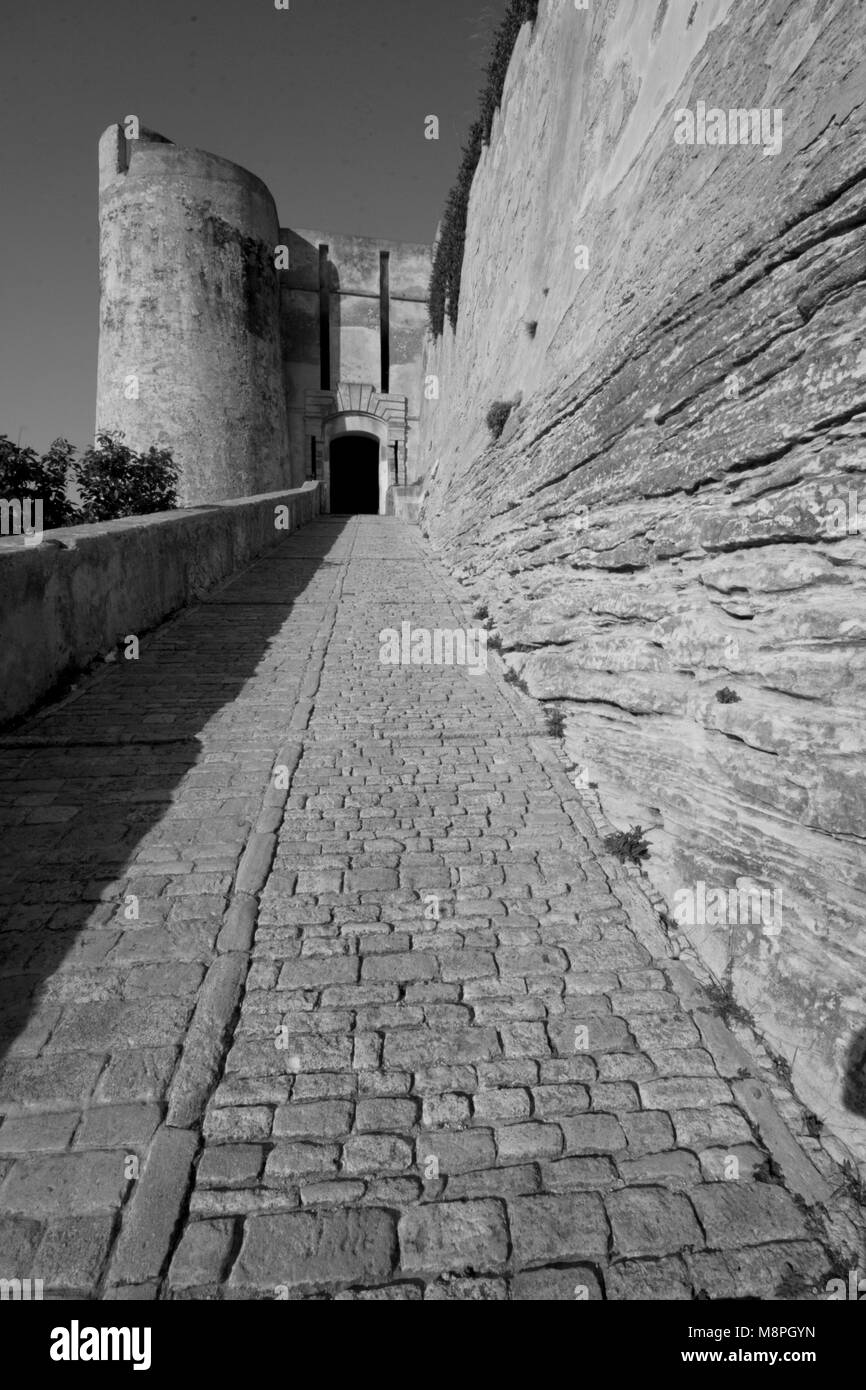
[703,977,756,1031]
[545,707,565,738]
[604,825,650,865]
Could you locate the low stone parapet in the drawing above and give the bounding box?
[0,482,320,728]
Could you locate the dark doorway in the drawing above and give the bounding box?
[329,435,380,514]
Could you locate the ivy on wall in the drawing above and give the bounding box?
[428,0,540,337]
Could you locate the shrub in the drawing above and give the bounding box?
[703,978,755,1030]
[603,825,651,865]
[428,0,540,335]
[0,435,79,530]
[75,432,179,522]
[0,432,179,530]
[716,687,741,705]
[753,1155,786,1186]
[486,400,515,440]
[545,707,565,739]
[503,667,529,694]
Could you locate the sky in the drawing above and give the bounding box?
[0,0,507,455]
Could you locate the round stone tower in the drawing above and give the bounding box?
[96,124,290,504]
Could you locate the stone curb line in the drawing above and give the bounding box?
[104,1127,198,1293]
[166,532,355,1131]
[103,521,358,1294]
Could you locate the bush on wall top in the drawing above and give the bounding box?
[0,430,179,529]
[428,0,540,338]
[0,436,78,530]
[76,432,180,523]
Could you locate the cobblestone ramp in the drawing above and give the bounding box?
[0,517,858,1299]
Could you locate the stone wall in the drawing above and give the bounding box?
[0,484,320,729]
[419,0,866,1156]
[97,126,291,505]
[279,230,432,485]
[96,126,432,507]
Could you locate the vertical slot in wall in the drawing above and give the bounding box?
[379,251,391,394]
[319,244,331,391]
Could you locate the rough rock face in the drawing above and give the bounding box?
[418,0,866,1156]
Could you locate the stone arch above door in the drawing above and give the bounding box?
[305,382,409,513]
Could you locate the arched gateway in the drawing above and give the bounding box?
[323,407,392,516]
[329,435,380,514]
[309,384,412,516]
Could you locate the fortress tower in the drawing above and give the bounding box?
[96,124,432,513]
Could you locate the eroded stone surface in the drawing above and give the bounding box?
[418,0,866,1158]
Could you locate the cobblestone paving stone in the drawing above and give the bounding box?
[0,517,861,1299]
